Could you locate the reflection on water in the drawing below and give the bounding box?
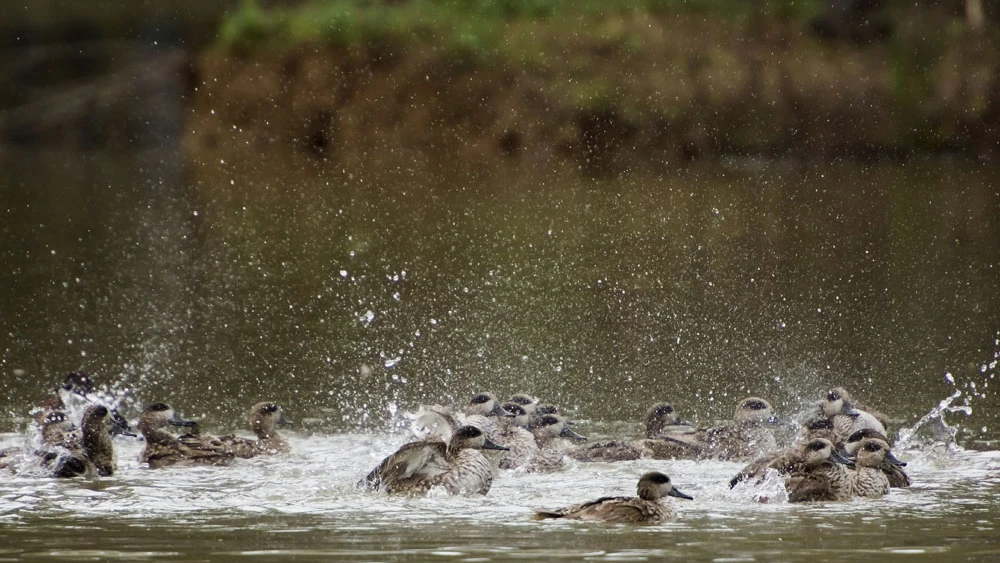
[1,149,997,443]
[1,424,999,561]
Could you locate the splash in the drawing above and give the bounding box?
[894,382,970,453]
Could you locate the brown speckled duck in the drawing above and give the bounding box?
[360,425,508,495]
[534,471,693,524]
[842,429,909,488]
[785,438,853,502]
[653,397,783,461]
[847,437,906,498]
[220,402,293,458]
[138,403,234,469]
[567,403,692,462]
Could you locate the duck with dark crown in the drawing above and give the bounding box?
[534,471,693,524]
[44,405,118,478]
[567,402,692,462]
[652,397,785,461]
[360,425,508,495]
[220,402,294,458]
[137,403,234,468]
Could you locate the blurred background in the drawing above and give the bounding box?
[1,1,998,441]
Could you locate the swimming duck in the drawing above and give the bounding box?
[32,372,134,440]
[47,405,117,478]
[785,438,853,502]
[729,418,840,488]
[524,414,586,472]
[654,397,783,461]
[360,425,508,495]
[463,392,515,444]
[846,437,906,497]
[567,403,692,462]
[820,387,887,446]
[138,403,234,469]
[220,402,293,458]
[496,403,540,470]
[534,471,693,524]
[508,394,540,415]
[842,428,909,487]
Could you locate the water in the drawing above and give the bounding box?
[1,148,999,558]
[2,419,999,561]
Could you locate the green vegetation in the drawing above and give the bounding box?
[216,0,828,55]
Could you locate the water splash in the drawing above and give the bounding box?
[895,384,970,453]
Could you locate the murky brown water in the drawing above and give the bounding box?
[1,149,999,559]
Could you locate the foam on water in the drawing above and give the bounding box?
[2,396,1000,561]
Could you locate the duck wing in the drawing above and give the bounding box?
[361,439,448,492]
[219,434,262,459]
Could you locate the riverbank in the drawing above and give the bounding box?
[183,1,1000,172]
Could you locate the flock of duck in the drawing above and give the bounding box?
[1,372,909,525]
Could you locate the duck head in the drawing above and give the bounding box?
[448,425,508,455]
[802,438,853,468]
[855,438,905,469]
[466,393,514,418]
[250,402,293,437]
[529,414,587,443]
[138,403,198,434]
[645,403,690,436]
[733,397,783,425]
[637,471,694,501]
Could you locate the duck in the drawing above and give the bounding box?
[32,372,135,440]
[46,405,117,478]
[653,397,783,461]
[508,394,540,415]
[534,471,693,524]
[846,437,907,497]
[567,403,692,462]
[463,392,515,443]
[524,414,586,472]
[138,403,234,469]
[360,425,508,495]
[820,387,887,446]
[785,438,854,502]
[495,402,540,470]
[219,402,293,458]
[729,418,840,488]
[841,428,909,487]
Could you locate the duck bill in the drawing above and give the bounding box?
[766,415,788,426]
[278,416,295,429]
[169,413,198,428]
[676,419,693,426]
[492,402,515,417]
[830,449,855,468]
[482,437,509,451]
[559,426,588,442]
[668,487,694,500]
[885,452,907,467]
[109,409,137,437]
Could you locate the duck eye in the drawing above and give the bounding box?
[263,404,278,413]
[744,400,767,410]
[865,443,881,452]
[828,392,841,401]
[149,403,170,411]
[470,394,490,404]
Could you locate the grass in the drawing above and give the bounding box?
[215,0,829,56]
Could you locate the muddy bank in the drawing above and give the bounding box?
[186,12,1000,171]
